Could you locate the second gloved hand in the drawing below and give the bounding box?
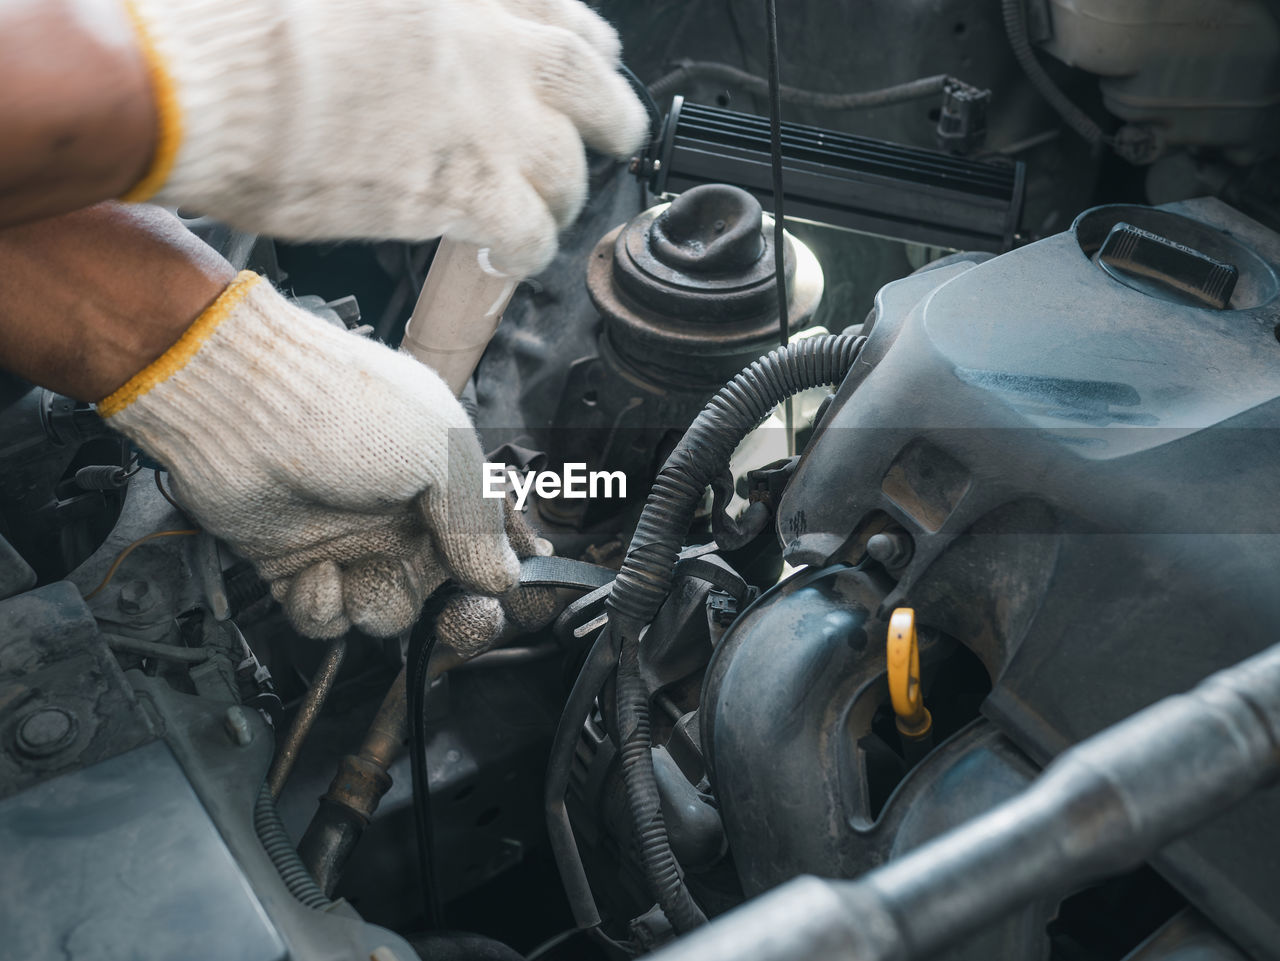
[121,0,650,277]
[100,271,520,640]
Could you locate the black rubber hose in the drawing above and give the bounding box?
[619,62,663,148]
[607,334,865,933]
[544,627,620,930]
[254,782,334,911]
[648,60,950,111]
[408,607,446,929]
[1000,0,1108,148]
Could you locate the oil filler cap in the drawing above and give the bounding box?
[586,183,823,385]
[1098,221,1239,309]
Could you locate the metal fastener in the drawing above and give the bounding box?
[223,705,254,746]
[867,531,914,569]
[117,578,155,615]
[15,706,78,758]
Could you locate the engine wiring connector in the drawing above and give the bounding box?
[887,608,934,753]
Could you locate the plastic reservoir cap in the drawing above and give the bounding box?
[1098,221,1238,310]
[1072,204,1279,310]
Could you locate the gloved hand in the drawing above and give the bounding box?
[120,0,649,276]
[99,270,520,640]
[437,498,559,657]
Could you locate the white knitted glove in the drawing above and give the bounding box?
[98,271,520,640]
[120,0,649,276]
[437,498,559,657]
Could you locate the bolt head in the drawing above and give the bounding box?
[15,707,78,758]
[867,531,913,567]
[117,579,154,614]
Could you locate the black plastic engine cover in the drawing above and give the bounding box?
[777,198,1280,959]
[702,565,1051,960]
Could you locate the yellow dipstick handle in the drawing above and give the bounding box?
[887,607,933,740]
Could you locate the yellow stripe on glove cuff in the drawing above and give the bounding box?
[98,271,262,418]
[118,0,183,203]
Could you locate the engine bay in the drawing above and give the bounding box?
[3,3,1280,960]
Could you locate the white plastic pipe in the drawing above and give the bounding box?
[400,238,519,396]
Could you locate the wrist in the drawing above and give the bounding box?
[0,203,235,401]
[98,270,262,415]
[116,0,182,203]
[101,273,474,524]
[117,0,286,210]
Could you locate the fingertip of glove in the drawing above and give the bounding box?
[285,561,350,638]
[611,88,652,157]
[504,583,559,632]
[502,499,542,557]
[343,556,424,638]
[580,70,650,161]
[269,577,292,604]
[453,543,520,598]
[487,234,558,280]
[471,545,521,597]
[421,494,521,595]
[295,616,351,641]
[438,594,504,658]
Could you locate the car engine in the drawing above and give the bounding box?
[3,3,1280,961]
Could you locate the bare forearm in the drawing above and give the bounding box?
[0,0,156,226]
[0,203,235,400]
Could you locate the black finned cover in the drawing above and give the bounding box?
[649,98,1024,252]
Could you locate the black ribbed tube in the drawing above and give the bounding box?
[609,335,863,629]
[616,637,706,932]
[254,782,333,911]
[608,335,865,933]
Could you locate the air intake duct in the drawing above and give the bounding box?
[643,97,1025,252]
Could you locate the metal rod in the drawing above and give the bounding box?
[298,662,406,895]
[647,641,1280,961]
[763,0,796,458]
[359,662,410,767]
[107,635,212,663]
[266,636,347,798]
[298,647,463,895]
[765,0,788,351]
